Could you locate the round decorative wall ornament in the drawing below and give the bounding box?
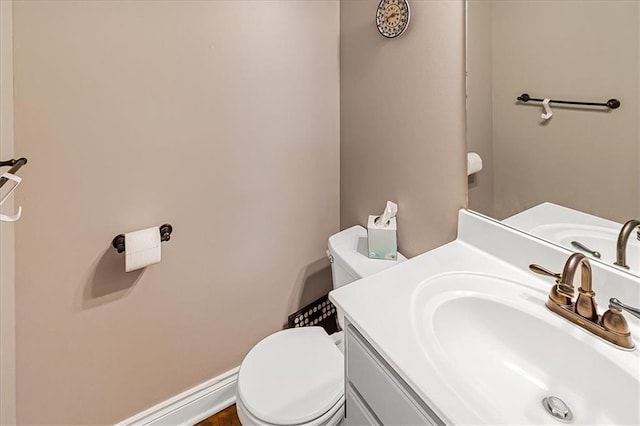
[376,0,410,39]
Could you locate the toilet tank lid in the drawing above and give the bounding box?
[328,225,407,279]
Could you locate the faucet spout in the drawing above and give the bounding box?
[614,219,640,269]
[559,252,592,293]
[560,253,598,321]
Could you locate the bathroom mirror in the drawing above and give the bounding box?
[466,0,640,276]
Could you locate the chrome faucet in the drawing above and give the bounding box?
[530,253,635,350]
[614,219,640,269]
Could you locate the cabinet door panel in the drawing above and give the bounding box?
[346,384,380,426]
[346,325,436,425]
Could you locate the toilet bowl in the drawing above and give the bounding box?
[236,226,406,425]
[236,392,345,426]
[236,327,345,426]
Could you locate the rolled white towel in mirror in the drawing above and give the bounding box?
[467,152,483,176]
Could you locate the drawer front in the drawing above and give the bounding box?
[346,384,380,426]
[346,325,441,425]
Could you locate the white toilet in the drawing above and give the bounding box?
[236,225,406,426]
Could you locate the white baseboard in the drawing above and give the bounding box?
[117,367,239,426]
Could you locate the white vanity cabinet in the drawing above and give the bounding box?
[344,322,443,425]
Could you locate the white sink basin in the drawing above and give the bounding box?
[412,272,640,425]
[532,223,640,272]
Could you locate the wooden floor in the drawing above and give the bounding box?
[195,405,242,426]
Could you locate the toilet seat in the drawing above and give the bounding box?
[237,327,344,425]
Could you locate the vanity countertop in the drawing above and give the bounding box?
[329,210,640,425]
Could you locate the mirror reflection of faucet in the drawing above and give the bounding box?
[614,219,640,269]
[503,203,640,275]
[530,253,636,350]
[570,240,601,258]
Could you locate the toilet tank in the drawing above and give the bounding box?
[327,225,406,290]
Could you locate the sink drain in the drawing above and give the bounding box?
[542,396,573,422]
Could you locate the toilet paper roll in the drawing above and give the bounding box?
[125,226,161,272]
[467,152,483,176]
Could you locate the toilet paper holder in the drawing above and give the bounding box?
[111,224,173,254]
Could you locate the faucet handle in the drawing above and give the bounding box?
[609,298,640,320]
[529,264,561,280]
[601,299,634,336]
[529,264,574,302]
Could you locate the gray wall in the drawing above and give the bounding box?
[10,1,470,423]
[466,0,494,217]
[469,0,639,222]
[340,0,467,257]
[0,2,16,424]
[12,2,339,424]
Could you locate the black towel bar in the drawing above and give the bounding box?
[0,157,28,189]
[517,93,620,109]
